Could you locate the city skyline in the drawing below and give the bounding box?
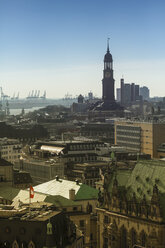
[0,0,165,99]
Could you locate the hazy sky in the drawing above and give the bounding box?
[0,0,165,99]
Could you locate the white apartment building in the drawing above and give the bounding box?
[0,138,22,164]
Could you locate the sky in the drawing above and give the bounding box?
[0,0,165,99]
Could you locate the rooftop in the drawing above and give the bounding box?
[33,178,98,201]
[0,202,61,221]
[107,159,165,220]
[12,190,80,208]
[0,138,20,145]
[0,185,20,201]
[37,140,103,146]
[115,118,165,125]
[0,158,13,166]
[73,161,108,167]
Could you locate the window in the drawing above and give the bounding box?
[104,215,109,224]
[141,231,146,247]
[90,233,93,240]
[79,220,85,227]
[12,240,19,248]
[120,227,127,248]
[131,229,137,246]
[28,241,35,248]
[103,237,108,248]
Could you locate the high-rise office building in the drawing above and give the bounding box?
[116,88,121,102]
[120,78,140,105]
[140,86,150,100]
[115,119,165,158]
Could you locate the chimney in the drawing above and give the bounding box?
[75,179,79,185]
[69,189,75,201]
[55,175,59,181]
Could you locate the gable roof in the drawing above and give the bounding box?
[45,195,80,207]
[33,178,98,200]
[75,184,99,200]
[12,190,80,208]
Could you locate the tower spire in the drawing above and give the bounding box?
[107,38,110,53]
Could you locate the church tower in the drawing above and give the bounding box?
[102,39,115,102]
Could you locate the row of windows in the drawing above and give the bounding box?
[116,131,140,137]
[116,125,140,131]
[1,145,20,149]
[85,178,100,187]
[68,156,97,163]
[63,206,79,212]
[82,131,113,135]
[1,150,20,155]
[117,137,141,144]
[103,228,147,248]
[117,134,140,141]
[85,172,99,178]
[117,142,140,149]
[116,129,140,135]
[69,143,103,151]
[1,240,35,248]
[2,155,20,160]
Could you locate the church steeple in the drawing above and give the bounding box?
[102,39,115,102]
[104,39,113,69]
[107,38,110,53]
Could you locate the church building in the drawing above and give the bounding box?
[89,39,123,116]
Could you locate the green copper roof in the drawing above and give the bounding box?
[75,184,99,201]
[107,160,165,220]
[126,160,165,220]
[107,169,132,193]
[126,160,165,201]
[45,195,80,207]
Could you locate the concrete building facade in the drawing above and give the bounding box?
[140,86,150,100]
[0,138,22,164]
[115,119,165,158]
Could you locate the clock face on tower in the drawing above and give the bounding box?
[105,71,111,78]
